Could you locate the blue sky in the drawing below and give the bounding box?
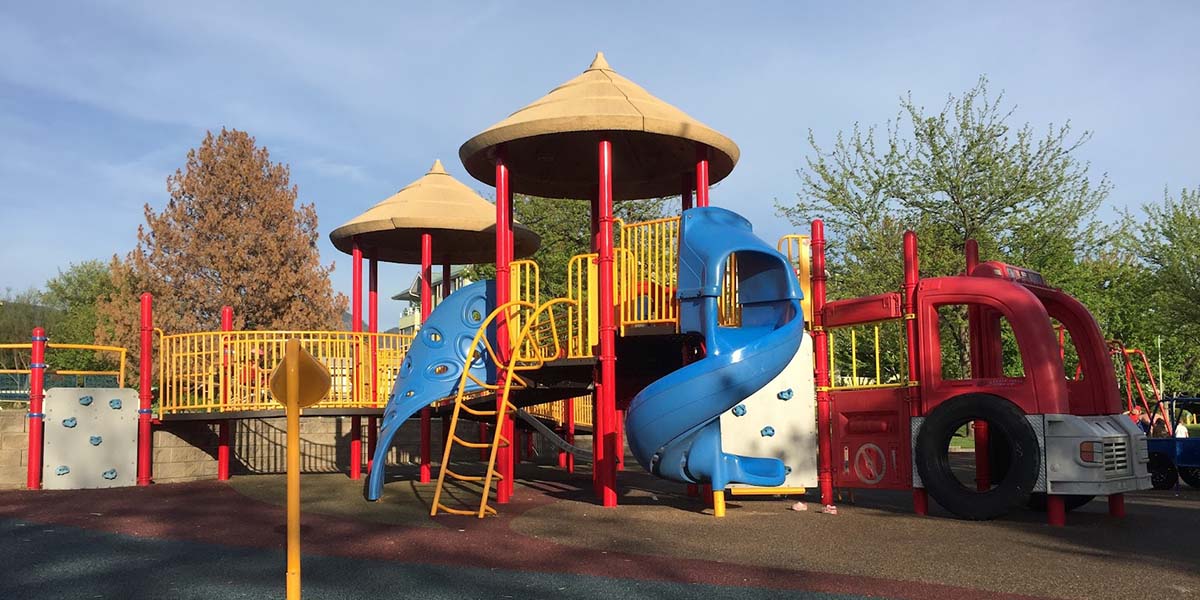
[2,1,1197,328]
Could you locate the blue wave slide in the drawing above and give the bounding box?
[625,207,805,491]
[365,280,496,501]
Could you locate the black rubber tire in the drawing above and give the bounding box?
[1181,468,1200,489]
[1150,453,1179,490]
[1027,493,1095,512]
[915,394,1040,521]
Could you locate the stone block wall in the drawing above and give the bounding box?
[0,412,29,489]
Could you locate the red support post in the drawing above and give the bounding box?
[218,306,233,481]
[136,294,154,486]
[440,261,452,468]
[565,398,575,473]
[1047,494,1067,527]
[26,327,47,490]
[694,144,710,208]
[590,191,603,496]
[596,138,618,507]
[903,230,927,515]
[1108,493,1126,518]
[350,239,363,481]
[495,150,515,503]
[368,256,379,474]
[811,220,834,507]
[419,233,433,483]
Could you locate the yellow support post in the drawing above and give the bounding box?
[269,339,331,600]
[713,489,726,517]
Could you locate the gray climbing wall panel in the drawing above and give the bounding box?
[42,388,138,489]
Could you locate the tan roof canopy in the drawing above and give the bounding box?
[329,160,541,264]
[460,52,739,201]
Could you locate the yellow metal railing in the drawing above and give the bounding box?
[777,234,814,322]
[617,216,680,329]
[157,330,412,415]
[567,253,599,358]
[827,320,908,390]
[523,395,594,429]
[0,342,128,390]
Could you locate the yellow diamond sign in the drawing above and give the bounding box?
[270,339,331,410]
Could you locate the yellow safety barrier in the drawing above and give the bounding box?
[0,342,128,389]
[617,216,680,329]
[827,320,908,390]
[566,253,599,358]
[158,331,412,415]
[522,395,594,429]
[777,234,813,322]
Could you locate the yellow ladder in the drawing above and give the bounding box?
[430,298,576,518]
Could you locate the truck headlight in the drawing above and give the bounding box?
[1079,441,1103,465]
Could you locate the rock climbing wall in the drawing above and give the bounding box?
[42,388,138,489]
[719,335,818,490]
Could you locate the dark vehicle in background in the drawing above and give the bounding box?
[1148,397,1200,489]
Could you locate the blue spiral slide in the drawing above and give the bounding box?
[625,207,805,491]
[365,280,496,501]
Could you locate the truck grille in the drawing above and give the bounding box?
[1104,440,1130,477]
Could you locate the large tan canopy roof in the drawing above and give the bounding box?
[329,160,541,264]
[460,52,739,201]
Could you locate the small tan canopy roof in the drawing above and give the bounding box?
[329,160,541,264]
[460,52,739,201]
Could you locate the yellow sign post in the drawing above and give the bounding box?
[269,339,331,600]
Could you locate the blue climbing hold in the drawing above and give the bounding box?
[785,466,793,474]
[108,399,122,410]
[62,417,77,428]
[732,404,747,417]
[777,388,793,401]
[78,395,93,406]
[102,469,118,480]
[89,435,103,446]
[55,465,70,476]
[760,426,776,437]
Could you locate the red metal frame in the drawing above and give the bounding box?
[350,239,363,481]
[419,233,433,483]
[218,306,233,481]
[965,240,991,492]
[26,327,46,489]
[137,293,154,486]
[495,148,515,503]
[596,138,618,506]
[902,232,926,514]
[694,144,710,208]
[811,220,833,506]
[368,256,379,474]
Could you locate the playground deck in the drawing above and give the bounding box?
[1,461,1195,600]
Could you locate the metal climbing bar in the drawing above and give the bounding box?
[826,320,908,391]
[431,298,577,518]
[0,342,128,397]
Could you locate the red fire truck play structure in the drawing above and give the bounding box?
[813,227,1150,526]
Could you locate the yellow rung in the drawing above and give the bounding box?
[432,503,478,517]
[444,469,484,482]
[458,405,496,415]
[451,437,492,449]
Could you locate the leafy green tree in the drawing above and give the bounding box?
[0,288,56,373]
[41,261,118,375]
[778,76,1112,378]
[1139,187,1200,392]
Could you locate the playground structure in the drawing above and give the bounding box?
[9,52,1154,528]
